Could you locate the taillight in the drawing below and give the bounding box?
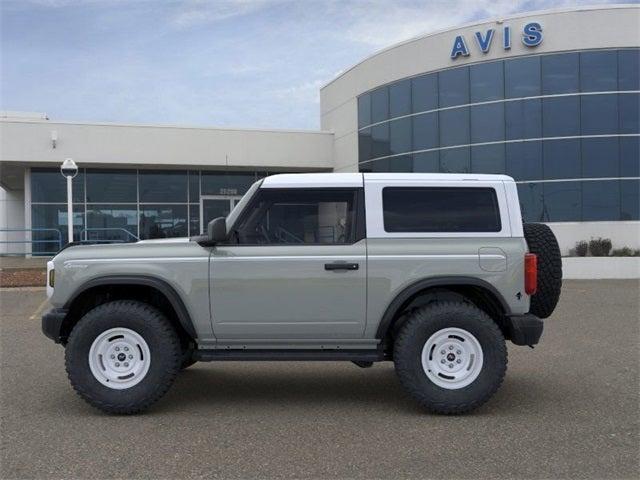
[525,253,537,295]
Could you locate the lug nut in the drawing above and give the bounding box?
[128,355,133,359]
[124,362,129,367]
[440,359,446,364]
[448,363,454,368]
[124,347,129,352]
[440,350,445,355]
[456,359,462,364]
[449,346,454,350]
[456,350,461,355]
[115,362,120,367]
[115,347,120,352]
[110,354,115,359]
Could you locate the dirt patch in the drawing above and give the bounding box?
[0,269,46,288]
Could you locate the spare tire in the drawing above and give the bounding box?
[524,223,562,319]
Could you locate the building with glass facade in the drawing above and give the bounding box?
[320,5,639,254]
[1,5,639,256]
[354,48,639,224]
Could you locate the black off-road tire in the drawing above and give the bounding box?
[524,222,562,319]
[394,301,507,414]
[65,300,182,414]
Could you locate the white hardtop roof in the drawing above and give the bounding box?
[262,173,514,188]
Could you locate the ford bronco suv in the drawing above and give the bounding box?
[42,173,562,415]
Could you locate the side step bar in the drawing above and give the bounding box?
[194,349,385,362]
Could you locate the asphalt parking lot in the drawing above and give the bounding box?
[1,280,638,479]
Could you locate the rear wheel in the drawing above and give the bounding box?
[65,300,181,414]
[394,301,507,414]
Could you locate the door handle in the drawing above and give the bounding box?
[324,262,359,271]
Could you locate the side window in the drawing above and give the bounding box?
[231,189,359,245]
[382,187,501,233]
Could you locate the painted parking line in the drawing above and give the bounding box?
[0,286,46,292]
[29,296,50,320]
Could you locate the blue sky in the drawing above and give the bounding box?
[0,0,628,130]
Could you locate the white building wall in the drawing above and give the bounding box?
[0,186,26,255]
[0,120,335,171]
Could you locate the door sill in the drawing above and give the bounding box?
[194,349,385,362]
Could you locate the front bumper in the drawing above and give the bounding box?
[42,308,69,344]
[506,313,543,346]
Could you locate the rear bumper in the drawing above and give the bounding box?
[42,308,68,344]
[505,313,543,346]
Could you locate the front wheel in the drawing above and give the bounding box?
[65,300,182,414]
[393,301,507,414]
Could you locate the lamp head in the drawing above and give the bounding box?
[60,158,78,179]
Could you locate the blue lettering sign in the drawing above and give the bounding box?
[451,22,543,59]
[450,35,470,59]
[503,26,511,50]
[475,29,495,53]
[522,22,543,47]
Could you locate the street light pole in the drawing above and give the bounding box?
[60,158,78,244]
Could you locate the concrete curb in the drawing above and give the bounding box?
[562,257,640,279]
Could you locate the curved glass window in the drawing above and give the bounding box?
[580,51,617,92]
[471,144,505,174]
[440,147,470,173]
[542,96,580,137]
[506,142,543,181]
[582,138,619,178]
[541,53,579,95]
[505,56,540,98]
[357,48,640,222]
[470,61,504,102]
[439,108,469,147]
[621,179,640,220]
[390,79,411,118]
[390,118,412,155]
[370,87,389,124]
[471,103,504,143]
[543,139,581,179]
[412,112,438,151]
[543,182,581,222]
[619,93,639,134]
[620,137,640,177]
[618,50,640,90]
[505,99,541,140]
[581,94,618,135]
[412,74,438,112]
[439,67,469,108]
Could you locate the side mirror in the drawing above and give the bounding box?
[207,217,227,243]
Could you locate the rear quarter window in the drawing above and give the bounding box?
[382,187,501,233]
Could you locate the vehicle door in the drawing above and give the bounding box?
[210,187,367,339]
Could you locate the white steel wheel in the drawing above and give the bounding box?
[88,328,151,390]
[421,327,484,390]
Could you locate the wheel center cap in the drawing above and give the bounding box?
[117,353,126,362]
[446,353,456,361]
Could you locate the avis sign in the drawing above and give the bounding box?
[450,22,543,59]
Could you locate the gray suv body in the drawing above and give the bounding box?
[42,173,562,414]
